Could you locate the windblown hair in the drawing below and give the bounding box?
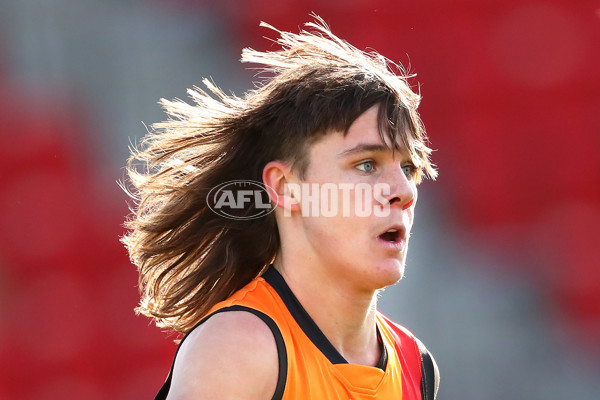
[123,17,437,333]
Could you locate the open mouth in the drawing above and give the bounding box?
[378,229,400,243]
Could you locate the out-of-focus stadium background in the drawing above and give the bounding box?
[0,0,598,398]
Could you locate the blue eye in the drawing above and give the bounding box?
[357,161,375,173]
[402,164,415,177]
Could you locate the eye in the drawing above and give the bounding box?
[402,163,417,178]
[356,160,375,173]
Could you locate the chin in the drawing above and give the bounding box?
[371,259,405,288]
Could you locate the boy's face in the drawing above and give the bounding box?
[293,104,418,293]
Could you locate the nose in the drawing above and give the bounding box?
[378,165,416,210]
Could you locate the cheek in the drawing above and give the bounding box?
[408,186,418,222]
[407,210,415,228]
[404,202,416,229]
[411,183,418,202]
[303,214,367,251]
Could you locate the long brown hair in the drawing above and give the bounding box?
[122,16,437,333]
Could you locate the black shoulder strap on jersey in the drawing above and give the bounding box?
[154,305,287,400]
[417,338,440,400]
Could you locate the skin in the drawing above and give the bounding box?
[167,311,279,400]
[167,104,418,399]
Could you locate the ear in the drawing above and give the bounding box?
[263,161,301,214]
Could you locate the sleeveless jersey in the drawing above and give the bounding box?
[155,266,438,399]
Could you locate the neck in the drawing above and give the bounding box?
[273,251,381,367]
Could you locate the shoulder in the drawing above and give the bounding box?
[414,336,440,400]
[167,310,280,400]
[378,313,440,399]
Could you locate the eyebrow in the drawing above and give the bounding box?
[336,143,391,158]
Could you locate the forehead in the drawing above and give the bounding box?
[345,105,387,145]
[310,104,410,159]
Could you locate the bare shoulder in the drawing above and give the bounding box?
[167,311,280,400]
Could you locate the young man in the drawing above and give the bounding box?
[124,17,439,399]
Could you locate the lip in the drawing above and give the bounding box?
[376,224,406,251]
